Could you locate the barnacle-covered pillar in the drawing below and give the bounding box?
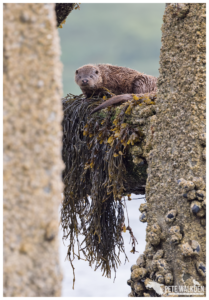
[3,3,63,296]
[128,3,206,297]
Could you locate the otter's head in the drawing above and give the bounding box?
[75,65,103,91]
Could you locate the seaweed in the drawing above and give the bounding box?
[61,91,156,288]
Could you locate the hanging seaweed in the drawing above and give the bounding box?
[61,91,156,288]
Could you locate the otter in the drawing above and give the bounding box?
[75,64,157,114]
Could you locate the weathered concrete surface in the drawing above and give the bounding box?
[128,3,206,297]
[3,3,64,296]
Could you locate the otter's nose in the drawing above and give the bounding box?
[82,79,88,84]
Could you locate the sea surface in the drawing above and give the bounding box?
[59,194,147,297]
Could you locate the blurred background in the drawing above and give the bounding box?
[58,3,165,297]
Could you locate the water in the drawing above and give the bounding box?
[59,194,147,297]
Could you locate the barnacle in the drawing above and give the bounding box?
[147,231,161,246]
[136,254,146,268]
[196,190,206,201]
[199,132,206,146]
[150,260,158,272]
[196,261,206,277]
[164,273,173,285]
[155,272,164,284]
[185,190,196,200]
[153,249,164,260]
[144,243,155,259]
[157,259,171,275]
[181,242,194,257]
[134,281,145,294]
[139,212,147,223]
[177,178,195,191]
[196,208,206,218]
[181,240,201,257]
[190,200,202,214]
[127,279,133,287]
[192,177,206,190]
[190,240,201,255]
[131,267,147,281]
[130,264,139,272]
[168,226,182,244]
[165,209,177,223]
[139,203,147,213]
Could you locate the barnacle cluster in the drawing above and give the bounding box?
[61,91,156,287]
[127,221,176,296]
[147,223,162,246]
[181,240,201,257]
[139,203,147,223]
[127,245,174,297]
[168,225,182,245]
[178,176,206,221]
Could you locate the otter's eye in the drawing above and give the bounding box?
[95,70,99,74]
[90,75,93,78]
[79,76,81,79]
[76,70,78,74]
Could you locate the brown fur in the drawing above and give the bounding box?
[75,64,157,113]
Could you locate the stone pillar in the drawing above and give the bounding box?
[128,3,206,296]
[3,3,64,296]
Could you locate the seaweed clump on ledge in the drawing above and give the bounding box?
[61,91,157,288]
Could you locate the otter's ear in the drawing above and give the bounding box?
[76,70,78,74]
[95,70,99,74]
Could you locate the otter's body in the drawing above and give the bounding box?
[75,64,157,113]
